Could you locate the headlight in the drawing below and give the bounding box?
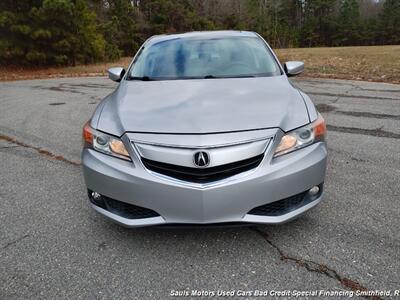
[83,121,131,161]
[273,114,326,157]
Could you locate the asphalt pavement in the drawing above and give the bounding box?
[0,76,399,299]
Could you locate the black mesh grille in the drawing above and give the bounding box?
[141,154,264,183]
[248,184,323,217]
[88,190,160,219]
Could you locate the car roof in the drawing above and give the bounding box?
[145,30,258,46]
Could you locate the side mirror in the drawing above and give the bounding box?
[107,67,125,82]
[284,61,304,77]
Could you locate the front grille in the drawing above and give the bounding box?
[88,190,160,219]
[248,184,323,217]
[141,154,264,183]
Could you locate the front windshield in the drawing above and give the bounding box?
[128,36,282,80]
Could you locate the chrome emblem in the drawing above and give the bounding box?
[193,151,210,168]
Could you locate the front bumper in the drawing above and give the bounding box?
[82,142,327,227]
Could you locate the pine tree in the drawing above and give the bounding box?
[334,0,361,46]
[378,0,400,45]
[301,0,338,47]
[0,0,105,66]
[97,0,140,58]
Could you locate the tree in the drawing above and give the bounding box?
[377,0,400,45]
[0,0,396,67]
[334,0,361,46]
[0,0,42,64]
[276,0,303,47]
[140,0,195,33]
[0,0,105,66]
[301,0,338,47]
[97,0,140,58]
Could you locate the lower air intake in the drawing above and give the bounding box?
[248,184,323,217]
[88,190,160,219]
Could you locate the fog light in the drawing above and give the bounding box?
[308,186,320,196]
[92,191,102,200]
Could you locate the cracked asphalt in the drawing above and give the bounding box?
[0,77,399,299]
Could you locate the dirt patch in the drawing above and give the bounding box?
[0,57,131,82]
[307,92,399,101]
[254,229,383,300]
[276,45,400,85]
[32,84,86,94]
[336,110,400,120]
[48,102,66,106]
[0,133,81,165]
[316,103,336,113]
[327,125,400,139]
[1,46,400,84]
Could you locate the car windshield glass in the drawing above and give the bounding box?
[128,36,281,80]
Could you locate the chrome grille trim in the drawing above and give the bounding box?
[134,138,270,168]
[126,128,277,148]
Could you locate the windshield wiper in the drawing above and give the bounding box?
[204,75,218,79]
[203,74,256,79]
[128,76,154,81]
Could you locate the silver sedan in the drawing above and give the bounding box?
[82,30,327,227]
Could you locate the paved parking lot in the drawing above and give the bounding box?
[1,77,399,299]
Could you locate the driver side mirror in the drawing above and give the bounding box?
[284,61,304,77]
[107,67,125,82]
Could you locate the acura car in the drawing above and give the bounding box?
[82,31,327,227]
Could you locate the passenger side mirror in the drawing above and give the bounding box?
[284,61,304,77]
[107,67,125,82]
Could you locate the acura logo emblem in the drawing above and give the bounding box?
[193,151,210,167]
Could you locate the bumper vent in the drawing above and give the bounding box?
[141,154,264,183]
[88,190,160,219]
[248,184,323,217]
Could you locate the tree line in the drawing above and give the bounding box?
[0,0,399,66]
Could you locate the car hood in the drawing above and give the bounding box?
[97,76,310,136]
